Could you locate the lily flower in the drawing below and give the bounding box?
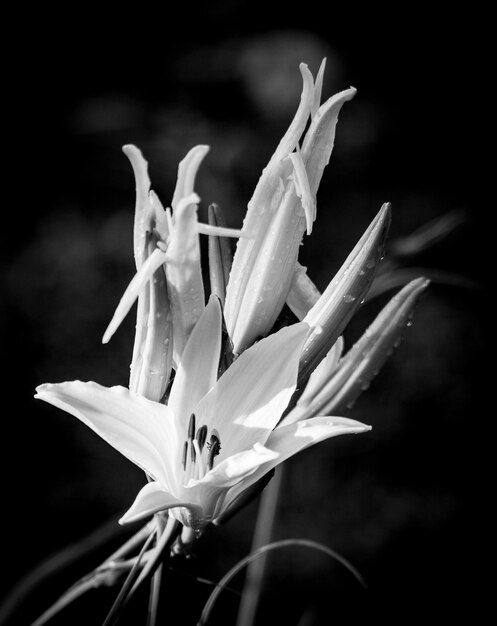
[224,59,356,355]
[36,297,370,532]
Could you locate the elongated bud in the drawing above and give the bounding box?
[225,64,355,355]
[131,247,173,401]
[322,277,429,414]
[283,277,429,425]
[298,203,391,384]
[208,204,233,306]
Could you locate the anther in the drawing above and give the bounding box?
[188,414,196,441]
[188,414,197,463]
[182,441,188,471]
[207,435,221,470]
[196,425,208,451]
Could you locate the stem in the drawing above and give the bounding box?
[102,529,157,626]
[0,515,129,625]
[147,515,167,626]
[235,466,284,626]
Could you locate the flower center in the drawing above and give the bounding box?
[181,413,221,482]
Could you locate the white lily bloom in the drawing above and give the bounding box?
[36,297,370,532]
[224,60,356,355]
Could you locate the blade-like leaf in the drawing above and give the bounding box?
[198,539,366,625]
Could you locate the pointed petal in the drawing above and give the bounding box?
[271,63,315,164]
[224,416,370,509]
[149,190,170,242]
[310,277,430,415]
[102,247,167,344]
[224,65,314,343]
[168,295,222,431]
[301,87,357,195]
[194,323,309,460]
[184,444,279,522]
[312,58,327,118]
[208,204,234,306]
[199,443,279,488]
[286,262,321,320]
[119,481,200,525]
[35,381,178,487]
[299,203,391,384]
[122,144,152,270]
[165,193,205,362]
[289,149,316,234]
[171,145,210,210]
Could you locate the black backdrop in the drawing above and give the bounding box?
[1,4,487,625]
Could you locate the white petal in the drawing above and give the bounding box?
[122,144,152,270]
[194,323,309,460]
[224,416,371,508]
[165,193,205,363]
[132,268,173,402]
[286,262,321,320]
[35,381,178,487]
[102,247,167,344]
[171,145,209,211]
[119,481,201,525]
[195,443,279,489]
[301,87,357,195]
[183,444,279,522]
[312,58,327,118]
[289,149,316,234]
[168,295,222,430]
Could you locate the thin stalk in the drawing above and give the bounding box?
[102,529,157,626]
[146,515,167,626]
[235,467,284,626]
[0,515,127,625]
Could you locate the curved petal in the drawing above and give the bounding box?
[194,322,309,461]
[119,481,201,525]
[168,295,222,431]
[35,381,178,487]
[183,444,279,522]
[223,416,371,510]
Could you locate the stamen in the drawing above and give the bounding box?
[196,425,208,451]
[207,435,221,470]
[182,441,188,471]
[188,413,196,440]
[193,439,205,478]
[188,414,197,463]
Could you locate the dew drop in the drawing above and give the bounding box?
[343,294,356,303]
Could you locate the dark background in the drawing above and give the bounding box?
[1,4,487,625]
